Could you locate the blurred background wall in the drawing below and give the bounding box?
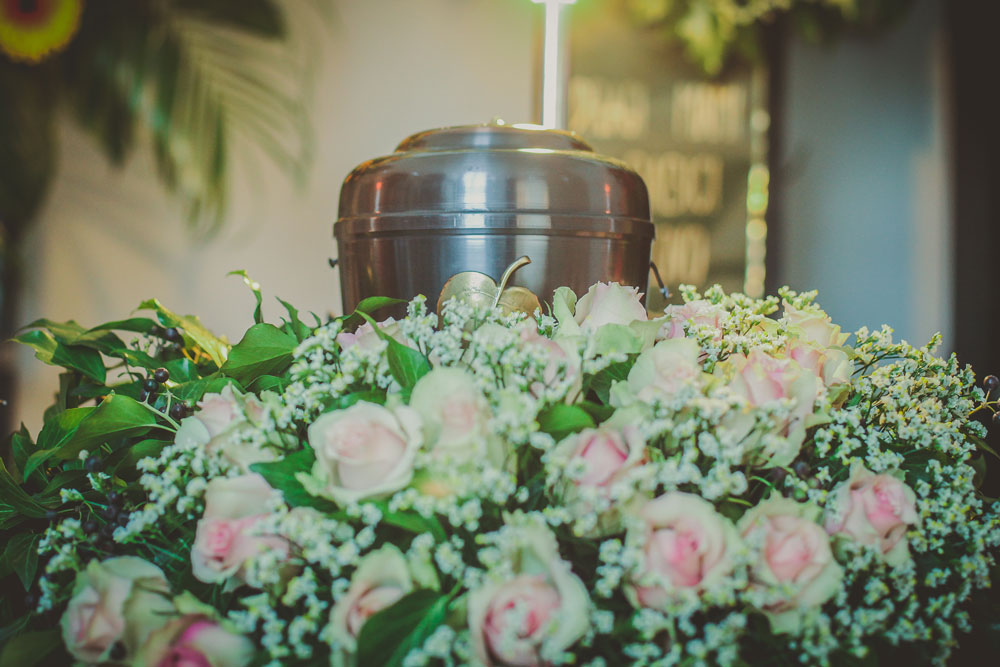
[4,0,984,436]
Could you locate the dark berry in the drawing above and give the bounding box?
[153,367,170,384]
[992,411,1000,426]
[138,389,149,402]
[164,327,182,342]
[101,504,120,521]
[83,520,99,535]
[169,403,187,420]
[107,490,122,506]
[792,461,810,478]
[143,378,159,393]
[99,523,115,539]
[84,456,101,473]
[109,642,127,661]
[768,467,788,485]
[44,509,58,521]
[985,375,999,392]
[151,325,166,338]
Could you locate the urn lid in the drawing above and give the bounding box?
[337,121,651,226]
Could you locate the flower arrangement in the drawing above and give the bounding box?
[2,278,999,666]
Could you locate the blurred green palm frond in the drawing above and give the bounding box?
[0,0,319,237]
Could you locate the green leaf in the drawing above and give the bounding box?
[138,299,229,368]
[357,312,430,395]
[25,394,158,477]
[251,449,339,512]
[341,296,407,329]
[220,323,297,385]
[170,375,241,403]
[0,629,61,667]
[9,425,37,484]
[11,329,106,383]
[229,270,263,324]
[163,357,200,383]
[370,501,447,542]
[537,403,595,441]
[248,375,289,393]
[587,359,634,404]
[103,438,168,473]
[276,296,313,342]
[86,317,158,334]
[0,458,50,519]
[356,590,447,667]
[2,533,41,590]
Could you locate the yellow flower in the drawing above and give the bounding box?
[0,0,82,64]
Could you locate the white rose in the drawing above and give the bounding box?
[659,299,726,340]
[468,523,590,666]
[336,317,409,351]
[302,401,422,504]
[574,282,647,331]
[625,492,740,608]
[409,368,506,468]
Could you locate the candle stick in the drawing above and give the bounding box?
[532,0,577,129]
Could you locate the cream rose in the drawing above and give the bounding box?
[783,303,849,349]
[574,282,647,331]
[329,544,436,663]
[725,349,820,466]
[302,401,422,504]
[174,385,274,472]
[468,523,590,666]
[190,474,288,585]
[409,368,506,468]
[60,556,173,664]
[625,338,704,403]
[659,299,726,340]
[824,464,919,565]
[134,592,253,667]
[625,492,740,608]
[740,496,843,634]
[336,317,408,351]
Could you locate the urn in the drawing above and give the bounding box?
[334,122,654,315]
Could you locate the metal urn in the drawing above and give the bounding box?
[333,122,654,315]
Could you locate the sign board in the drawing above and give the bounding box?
[566,0,768,311]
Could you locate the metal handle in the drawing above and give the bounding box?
[649,261,670,300]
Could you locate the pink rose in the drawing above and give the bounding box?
[60,557,173,663]
[625,338,704,403]
[626,492,738,608]
[783,303,849,349]
[825,464,918,565]
[303,401,422,504]
[574,282,647,331]
[173,385,273,472]
[726,349,820,466]
[191,474,288,585]
[135,594,253,667]
[740,497,843,634]
[337,317,408,351]
[329,545,430,660]
[659,300,725,340]
[468,524,589,667]
[519,324,582,401]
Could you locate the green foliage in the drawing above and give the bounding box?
[221,323,297,386]
[0,629,62,667]
[356,590,449,667]
[536,403,596,441]
[357,311,431,400]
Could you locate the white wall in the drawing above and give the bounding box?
[777,0,952,347]
[13,0,537,433]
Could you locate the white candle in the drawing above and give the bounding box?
[532,0,577,129]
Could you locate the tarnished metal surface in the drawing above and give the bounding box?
[334,122,653,315]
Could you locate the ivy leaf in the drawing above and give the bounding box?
[138,299,229,368]
[170,375,241,403]
[356,590,448,667]
[24,394,158,477]
[340,296,407,330]
[1,533,41,590]
[537,403,595,441]
[357,312,430,398]
[220,323,297,386]
[0,459,50,519]
[276,296,315,342]
[11,329,106,383]
[586,359,634,405]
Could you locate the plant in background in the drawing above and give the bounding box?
[0,277,997,665]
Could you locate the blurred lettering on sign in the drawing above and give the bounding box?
[567,1,769,310]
